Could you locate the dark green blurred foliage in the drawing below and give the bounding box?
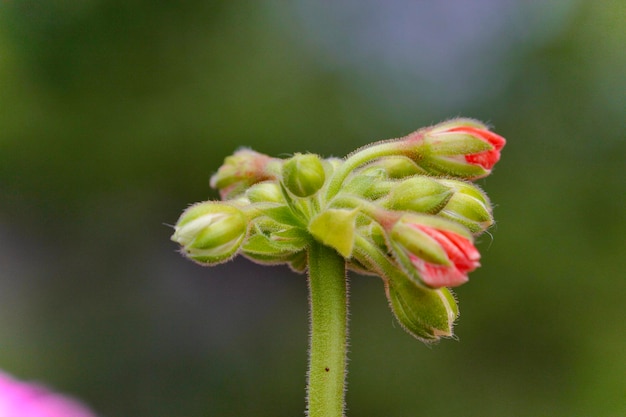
[1,1,624,416]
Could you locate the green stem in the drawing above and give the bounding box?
[306,241,348,417]
[325,139,407,200]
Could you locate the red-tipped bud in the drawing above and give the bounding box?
[388,214,480,288]
[408,225,480,288]
[402,119,506,179]
[445,125,506,171]
[210,149,282,199]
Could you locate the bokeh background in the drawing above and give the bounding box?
[1,1,625,416]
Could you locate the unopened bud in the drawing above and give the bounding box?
[438,180,493,234]
[171,202,248,265]
[282,153,326,197]
[385,274,459,343]
[402,118,506,180]
[388,214,480,288]
[385,176,453,214]
[343,168,392,200]
[246,181,284,203]
[210,149,282,199]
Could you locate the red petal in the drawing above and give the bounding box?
[465,149,501,170]
[449,126,506,150]
[447,126,505,170]
[409,226,480,287]
[410,255,469,288]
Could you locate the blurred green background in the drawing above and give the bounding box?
[1,1,624,416]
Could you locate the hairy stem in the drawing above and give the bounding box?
[325,139,405,200]
[306,242,348,417]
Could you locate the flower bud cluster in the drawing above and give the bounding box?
[172,118,505,342]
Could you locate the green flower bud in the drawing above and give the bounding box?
[282,153,326,197]
[385,274,459,343]
[438,180,493,234]
[345,157,428,200]
[384,176,453,214]
[343,168,393,200]
[171,202,248,265]
[246,181,284,203]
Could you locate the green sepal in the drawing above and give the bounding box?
[440,193,493,233]
[241,224,309,269]
[243,218,308,253]
[429,118,488,133]
[358,221,387,252]
[260,205,306,228]
[242,232,305,257]
[308,208,359,258]
[390,222,450,266]
[242,246,300,265]
[277,181,309,224]
[418,155,488,179]
[287,250,308,273]
[346,258,371,275]
[369,156,428,178]
[343,170,392,200]
[425,132,493,157]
